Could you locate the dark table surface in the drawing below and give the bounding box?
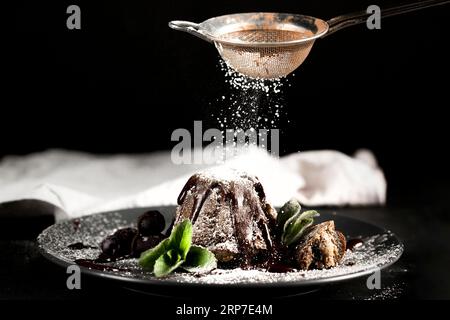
[1,202,449,301]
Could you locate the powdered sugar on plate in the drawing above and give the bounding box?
[168,232,403,285]
[37,208,403,287]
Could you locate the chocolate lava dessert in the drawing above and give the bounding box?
[175,170,277,266]
[174,170,347,270]
[91,170,348,275]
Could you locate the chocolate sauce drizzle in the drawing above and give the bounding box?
[67,242,97,250]
[190,184,217,224]
[347,238,364,251]
[74,255,132,272]
[177,174,198,205]
[72,219,81,231]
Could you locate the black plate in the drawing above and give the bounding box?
[37,206,403,293]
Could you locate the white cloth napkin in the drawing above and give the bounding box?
[0,148,386,220]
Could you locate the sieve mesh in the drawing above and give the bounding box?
[215,29,315,79]
[219,29,310,43]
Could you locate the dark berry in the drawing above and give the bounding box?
[137,210,165,236]
[100,227,137,258]
[100,236,119,256]
[131,233,166,257]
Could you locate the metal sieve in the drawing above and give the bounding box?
[169,0,449,79]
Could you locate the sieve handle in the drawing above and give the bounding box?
[168,20,213,43]
[324,0,450,37]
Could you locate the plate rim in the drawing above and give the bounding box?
[37,206,404,288]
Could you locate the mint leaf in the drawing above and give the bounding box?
[165,249,182,264]
[169,219,192,260]
[182,245,217,273]
[138,238,170,271]
[138,219,217,277]
[277,198,301,229]
[282,210,320,246]
[282,217,313,246]
[298,210,320,221]
[153,250,185,277]
[283,211,300,234]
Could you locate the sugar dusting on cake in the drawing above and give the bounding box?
[196,168,253,184]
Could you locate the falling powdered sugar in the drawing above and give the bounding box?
[211,60,292,132]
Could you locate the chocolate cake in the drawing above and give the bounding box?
[174,170,277,266]
[294,220,346,270]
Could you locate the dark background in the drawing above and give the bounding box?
[3,0,450,301]
[6,0,450,206]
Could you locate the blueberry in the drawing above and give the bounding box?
[137,211,165,235]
